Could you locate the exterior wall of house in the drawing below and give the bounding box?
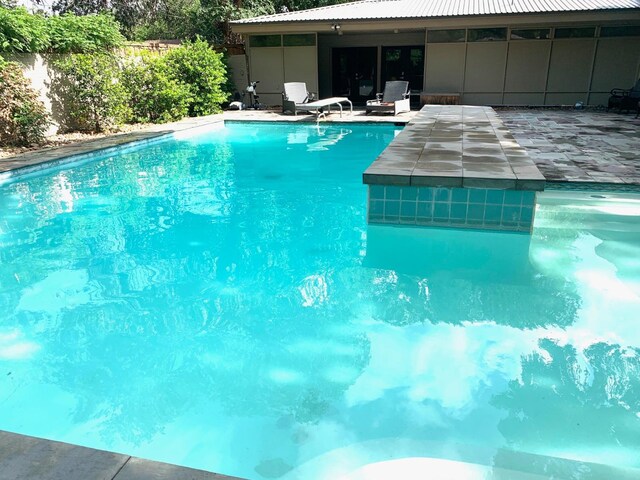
[246,33,318,106]
[423,27,640,106]
[227,54,249,98]
[242,19,640,108]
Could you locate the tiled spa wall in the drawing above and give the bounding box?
[367,185,536,232]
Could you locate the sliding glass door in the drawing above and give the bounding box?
[331,47,378,105]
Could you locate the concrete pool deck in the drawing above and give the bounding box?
[0,109,415,178]
[0,108,638,188]
[498,109,640,186]
[0,430,243,480]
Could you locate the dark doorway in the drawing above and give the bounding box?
[332,47,377,105]
[381,46,424,107]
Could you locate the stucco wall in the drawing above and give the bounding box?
[227,54,249,98]
[4,53,62,136]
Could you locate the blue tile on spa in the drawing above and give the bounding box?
[451,188,468,203]
[469,188,486,203]
[385,186,401,201]
[369,185,385,200]
[418,188,433,202]
[434,188,451,202]
[401,187,418,201]
[486,189,504,204]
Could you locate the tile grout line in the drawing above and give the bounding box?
[111,456,132,480]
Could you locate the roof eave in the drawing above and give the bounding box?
[231,9,640,34]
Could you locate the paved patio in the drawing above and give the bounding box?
[497,109,640,186]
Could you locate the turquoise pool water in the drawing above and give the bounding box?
[0,122,639,479]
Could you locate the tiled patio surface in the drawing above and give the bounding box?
[497,109,640,185]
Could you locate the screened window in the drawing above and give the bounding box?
[510,28,550,40]
[250,35,281,47]
[283,34,316,46]
[467,28,507,42]
[600,25,640,37]
[427,29,466,43]
[554,27,596,38]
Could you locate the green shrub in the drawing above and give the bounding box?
[52,53,128,132]
[0,7,49,53]
[47,13,124,54]
[0,7,123,54]
[162,39,229,116]
[0,60,49,146]
[121,52,192,124]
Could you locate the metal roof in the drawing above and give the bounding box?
[232,0,640,24]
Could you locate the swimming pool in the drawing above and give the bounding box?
[0,122,639,479]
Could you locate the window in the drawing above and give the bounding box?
[554,27,596,39]
[467,28,507,42]
[283,34,316,46]
[427,29,466,43]
[600,25,640,37]
[250,35,281,47]
[510,29,550,40]
[381,45,424,103]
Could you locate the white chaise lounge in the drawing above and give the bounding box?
[283,82,353,118]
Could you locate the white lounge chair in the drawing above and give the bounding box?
[282,82,316,115]
[282,82,353,119]
[366,81,411,115]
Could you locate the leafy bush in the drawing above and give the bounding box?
[0,60,49,146]
[0,7,123,54]
[52,53,128,132]
[0,7,49,53]
[163,39,229,116]
[121,52,192,123]
[47,13,124,53]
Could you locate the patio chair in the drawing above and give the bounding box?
[607,78,640,113]
[366,81,411,116]
[282,82,316,115]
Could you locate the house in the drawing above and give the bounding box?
[230,0,640,107]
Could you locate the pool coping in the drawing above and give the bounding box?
[363,105,546,191]
[0,429,244,480]
[0,115,225,181]
[1,110,638,194]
